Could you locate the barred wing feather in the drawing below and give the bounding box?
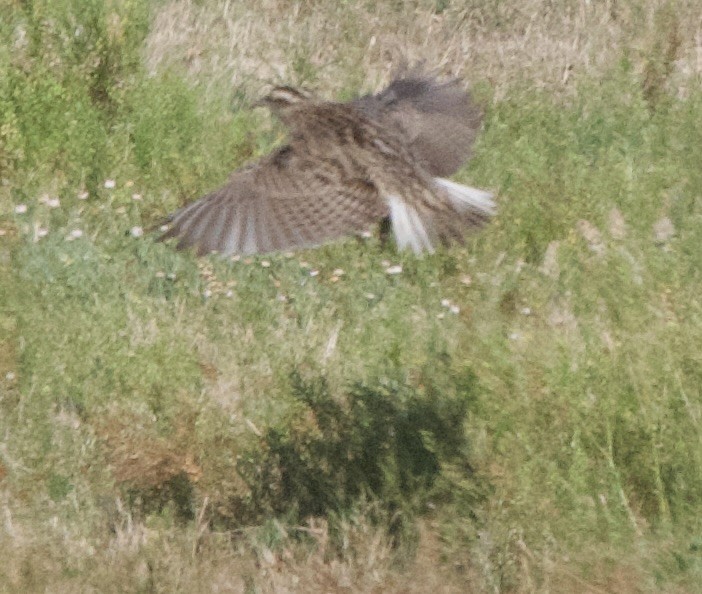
[160,147,388,256]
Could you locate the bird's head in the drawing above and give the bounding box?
[256,86,315,115]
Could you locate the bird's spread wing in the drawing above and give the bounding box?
[351,68,483,177]
[160,146,388,256]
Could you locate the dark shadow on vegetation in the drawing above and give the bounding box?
[231,369,484,545]
[125,472,196,524]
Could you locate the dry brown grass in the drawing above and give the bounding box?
[144,0,702,101]
[93,406,202,490]
[3,507,689,593]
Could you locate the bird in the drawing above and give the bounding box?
[159,67,494,257]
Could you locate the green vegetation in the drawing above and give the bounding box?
[2,0,702,591]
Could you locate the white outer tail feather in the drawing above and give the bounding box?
[386,179,494,254]
[434,177,495,216]
[387,195,435,254]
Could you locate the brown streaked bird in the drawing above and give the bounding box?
[160,69,494,257]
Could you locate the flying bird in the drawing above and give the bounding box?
[160,68,494,256]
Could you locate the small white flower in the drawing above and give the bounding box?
[15,204,27,214]
[77,191,89,200]
[365,293,376,300]
[203,289,212,298]
[261,260,271,268]
[360,230,373,238]
[37,227,49,238]
[5,371,16,381]
[166,272,176,280]
[520,307,532,316]
[225,289,234,298]
[46,197,60,209]
[104,179,116,189]
[309,269,319,277]
[130,226,144,238]
[333,268,344,276]
[441,298,451,308]
[509,332,520,341]
[69,229,83,238]
[449,305,460,315]
[131,193,142,201]
[159,224,169,233]
[437,312,445,319]
[385,265,402,275]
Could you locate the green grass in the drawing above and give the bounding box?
[2,0,702,591]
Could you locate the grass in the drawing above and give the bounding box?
[2,0,702,591]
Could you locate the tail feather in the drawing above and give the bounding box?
[387,194,435,254]
[434,178,495,218]
[386,180,495,254]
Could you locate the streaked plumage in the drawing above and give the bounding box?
[351,69,484,177]
[160,69,494,256]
